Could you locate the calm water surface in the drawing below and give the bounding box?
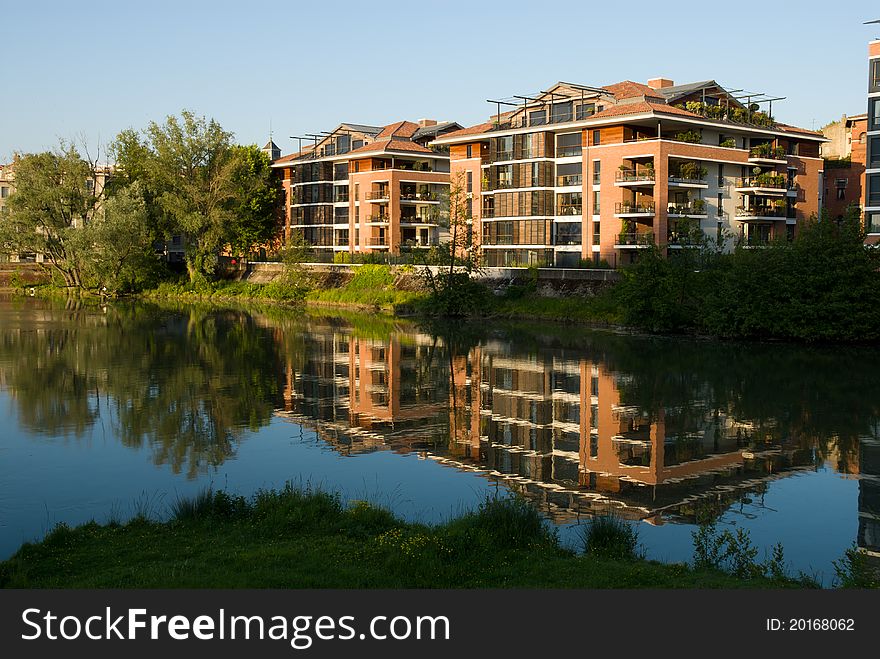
[1,297,878,583]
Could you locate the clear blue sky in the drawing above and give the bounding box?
[1,0,877,162]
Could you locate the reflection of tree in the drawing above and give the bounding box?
[0,302,286,477]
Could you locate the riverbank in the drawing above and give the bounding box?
[0,488,804,589]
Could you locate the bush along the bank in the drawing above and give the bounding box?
[615,209,880,341]
[0,488,811,589]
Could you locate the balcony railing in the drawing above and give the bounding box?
[667,203,707,216]
[368,238,389,247]
[616,170,655,183]
[555,235,583,246]
[749,145,787,160]
[557,174,582,187]
[615,202,655,215]
[736,206,786,218]
[366,190,390,200]
[556,205,583,216]
[366,215,389,223]
[400,192,439,201]
[735,176,787,190]
[668,175,707,186]
[615,232,655,246]
[556,144,582,158]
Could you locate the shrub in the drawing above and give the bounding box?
[580,514,640,561]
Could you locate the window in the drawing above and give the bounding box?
[466,171,473,193]
[868,174,880,206]
[869,135,880,169]
[576,103,596,120]
[592,130,601,146]
[556,132,580,157]
[496,136,514,161]
[529,109,547,126]
[551,101,572,124]
[352,139,364,150]
[592,160,601,185]
[466,144,472,159]
[717,193,723,218]
[0,186,8,198]
[717,163,724,186]
[336,135,350,153]
[593,190,600,215]
[871,59,880,93]
[871,98,880,131]
[836,178,847,200]
[866,212,880,234]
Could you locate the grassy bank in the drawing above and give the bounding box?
[0,487,807,589]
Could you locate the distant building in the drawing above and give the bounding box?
[820,114,867,219]
[866,37,880,239]
[271,119,462,257]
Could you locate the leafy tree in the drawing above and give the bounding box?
[112,111,280,285]
[418,172,485,315]
[0,143,105,287]
[227,144,283,258]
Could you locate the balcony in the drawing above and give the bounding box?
[400,192,439,202]
[748,145,788,165]
[556,204,583,217]
[668,175,708,188]
[667,202,708,217]
[614,202,655,217]
[557,174,582,187]
[556,144,582,158]
[735,205,787,220]
[615,169,655,186]
[668,230,705,248]
[735,175,787,194]
[365,215,389,224]
[368,238,389,247]
[367,190,390,201]
[615,232,655,248]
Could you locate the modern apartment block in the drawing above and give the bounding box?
[433,78,826,267]
[820,113,867,219]
[866,38,880,239]
[271,120,461,256]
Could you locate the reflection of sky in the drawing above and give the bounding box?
[0,385,863,585]
[0,392,497,560]
[557,468,859,585]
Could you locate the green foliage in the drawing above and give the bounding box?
[579,514,641,561]
[112,111,279,284]
[692,523,801,582]
[674,130,702,144]
[307,265,425,309]
[833,544,880,588]
[719,138,736,148]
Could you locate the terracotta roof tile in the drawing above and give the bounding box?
[602,81,665,100]
[348,139,434,156]
[377,121,420,139]
[436,122,494,139]
[775,123,824,137]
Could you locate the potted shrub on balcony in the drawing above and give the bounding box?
[692,198,706,214]
[720,138,736,148]
[674,130,702,144]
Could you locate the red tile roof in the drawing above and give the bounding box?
[347,139,434,156]
[377,120,420,139]
[602,81,665,101]
[272,148,314,165]
[775,123,824,137]
[436,122,494,139]
[588,101,701,121]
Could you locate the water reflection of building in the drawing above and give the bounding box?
[858,429,880,560]
[279,330,448,455]
[273,324,818,524]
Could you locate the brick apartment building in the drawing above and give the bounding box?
[271,120,462,256]
[820,113,867,219]
[866,38,880,238]
[432,78,826,267]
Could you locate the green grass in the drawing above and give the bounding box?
[305,265,427,310]
[0,487,807,589]
[486,289,622,324]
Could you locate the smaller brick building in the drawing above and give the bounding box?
[820,113,867,219]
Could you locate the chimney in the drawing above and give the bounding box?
[647,78,674,89]
[418,118,437,127]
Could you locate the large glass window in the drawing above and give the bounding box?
[868,174,880,207]
[495,136,514,161]
[871,98,880,131]
[529,109,547,126]
[551,102,572,124]
[869,135,880,170]
[871,59,880,93]
[866,212,880,233]
[576,103,596,120]
[557,133,581,158]
[555,222,582,245]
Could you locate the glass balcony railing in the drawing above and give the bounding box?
[616,232,654,246]
[736,176,787,190]
[615,202,655,215]
[736,206,786,218]
[556,205,583,216]
[556,144,582,158]
[557,174,582,187]
[615,170,655,183]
